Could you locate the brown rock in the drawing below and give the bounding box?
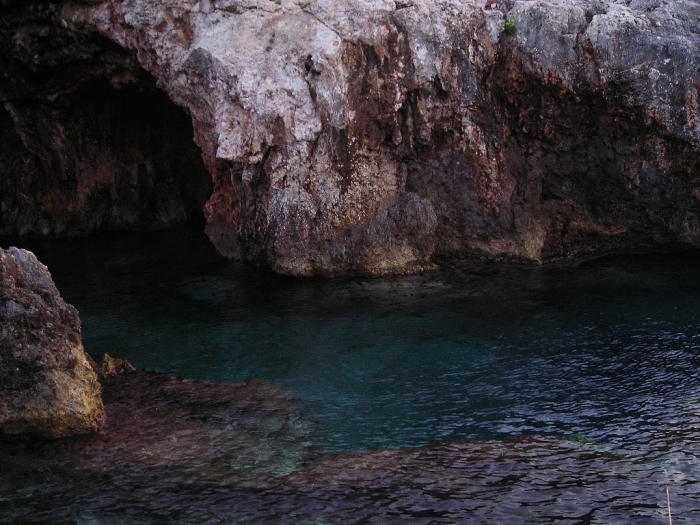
[0,247,104,438]
[96,353,135,379]
[1,0,699,275]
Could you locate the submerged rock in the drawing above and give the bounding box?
[0,247,103,438]
[0,403,691,524]
[1,0,699,275]
[0,369,319,523]
[94,370,317,479]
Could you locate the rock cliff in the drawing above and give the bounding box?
[0,247,103,438]
[1,0,699,275]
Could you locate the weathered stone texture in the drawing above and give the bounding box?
[1,0,699,275]
[0,247,103,438]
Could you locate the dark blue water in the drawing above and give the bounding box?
[20,229,700,459]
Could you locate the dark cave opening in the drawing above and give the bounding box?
[0,76,212,241]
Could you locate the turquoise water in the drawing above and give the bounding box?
[6,228,700,523]
[19,229,700,458]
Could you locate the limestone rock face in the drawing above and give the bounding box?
[1,0,699,275]
[0,247,103,438]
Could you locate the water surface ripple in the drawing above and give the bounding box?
[2,229,700,523]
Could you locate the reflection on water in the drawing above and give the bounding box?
[3,227,700,523]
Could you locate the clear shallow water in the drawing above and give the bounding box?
[5,228,700,523]
[24,230,700,454]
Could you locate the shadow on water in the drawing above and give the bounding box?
[3,227,700,523]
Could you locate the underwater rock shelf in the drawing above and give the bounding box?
[0,369,693,523]
[0,369,317,523]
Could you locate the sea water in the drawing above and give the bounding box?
[4,227,700,523]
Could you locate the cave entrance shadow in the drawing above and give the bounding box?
[0,75,213,240]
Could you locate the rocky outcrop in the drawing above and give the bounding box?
[95,352,136,379]
[1,0,699,275]
[0,247,103,438]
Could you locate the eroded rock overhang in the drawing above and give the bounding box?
[0,1,212,239]
[1,0,699,276]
